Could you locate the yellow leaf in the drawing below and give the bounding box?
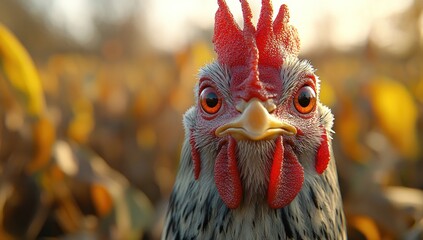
[319,80,336,107]
[414,77,423,104]
[0,24,45,118]
[67,98,94,144]
[367,77,418,159]
[336,97,370,163]
[191,40,214,69]
[27,117,56,173]
[349,215,381,240]
[91,184,113,217]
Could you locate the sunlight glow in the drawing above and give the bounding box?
[22,0,414,53]
[141,0,413,53]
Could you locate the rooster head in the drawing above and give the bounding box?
[187,0,332,210]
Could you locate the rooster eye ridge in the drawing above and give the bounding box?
[293,85,316,114]
[200,87,222,114]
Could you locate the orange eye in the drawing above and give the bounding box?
[294,85,316,114]
[200,87,222,114]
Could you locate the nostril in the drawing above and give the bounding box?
[236,98,276,113]
[235,101,246,113]
[265,101,276,113]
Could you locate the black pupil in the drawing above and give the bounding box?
[206,92,218,108]
[298,89,311,107]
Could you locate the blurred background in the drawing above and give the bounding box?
[0,0,422,239]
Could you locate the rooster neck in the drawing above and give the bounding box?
[163,138,346,239]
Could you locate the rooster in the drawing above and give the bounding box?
[163,0,346,239]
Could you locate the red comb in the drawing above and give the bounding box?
[213,0,300,101]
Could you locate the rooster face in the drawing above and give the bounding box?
[189,51,332,209]
[185,0,333,210]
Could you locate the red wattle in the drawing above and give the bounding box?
[315,130,330,174]
[267,137,304,209]
[189,131,201,180]
[214,137,242,209]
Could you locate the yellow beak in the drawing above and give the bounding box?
[215,98,297,141]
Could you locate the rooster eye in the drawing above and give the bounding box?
[200,87,222,114]
[294,85,316,114]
